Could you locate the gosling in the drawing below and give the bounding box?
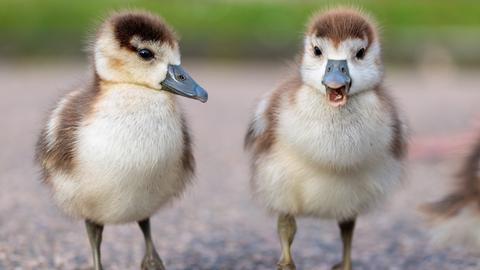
[423,135,480,249]
[245,8,406,270]
[35,11,207,270]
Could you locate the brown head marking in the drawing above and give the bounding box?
[308,8,376,49]
[111,11,176,51]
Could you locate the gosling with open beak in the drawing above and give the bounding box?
[245,8,407,270]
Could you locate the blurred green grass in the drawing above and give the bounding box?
[1,0,480,64]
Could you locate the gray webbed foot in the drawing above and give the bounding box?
[277,261,296,270]
[141,253,166,270]
[331,262,352,270]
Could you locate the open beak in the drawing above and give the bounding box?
[321,59,351,107]
[161,65,208,103]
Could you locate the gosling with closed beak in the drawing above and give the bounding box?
[35,11,207,270]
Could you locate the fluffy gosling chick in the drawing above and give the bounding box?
[245,8,406,270]
[35,11,207,270]
[423,136,480,249]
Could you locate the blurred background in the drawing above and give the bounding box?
[1,0,480,269]
[2,0,480,64]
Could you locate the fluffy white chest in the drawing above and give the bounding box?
[278,87,393,168]
[53,85,188,224]
[251,87,403,220]
[78,87,184,179]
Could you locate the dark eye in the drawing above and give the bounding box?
[356,48,366,59]
[177,74,186,81]
[313,46,322,56]
[138,48,154,60]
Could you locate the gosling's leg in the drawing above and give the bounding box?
[332,218,356,270]
[85,220,104,270]
[277,214,297,270]
[138,218,166,270]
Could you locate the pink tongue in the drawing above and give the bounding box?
[329,90,342,101]
[327,89,347,107]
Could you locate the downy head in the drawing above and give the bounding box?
[301,8,382,107]
[94,11,207,102]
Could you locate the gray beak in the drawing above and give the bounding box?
[322,59,351,92]
[161,65,208,103]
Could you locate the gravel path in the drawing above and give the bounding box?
[0,61,479,270]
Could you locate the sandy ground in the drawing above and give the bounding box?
[0,60,479,270]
